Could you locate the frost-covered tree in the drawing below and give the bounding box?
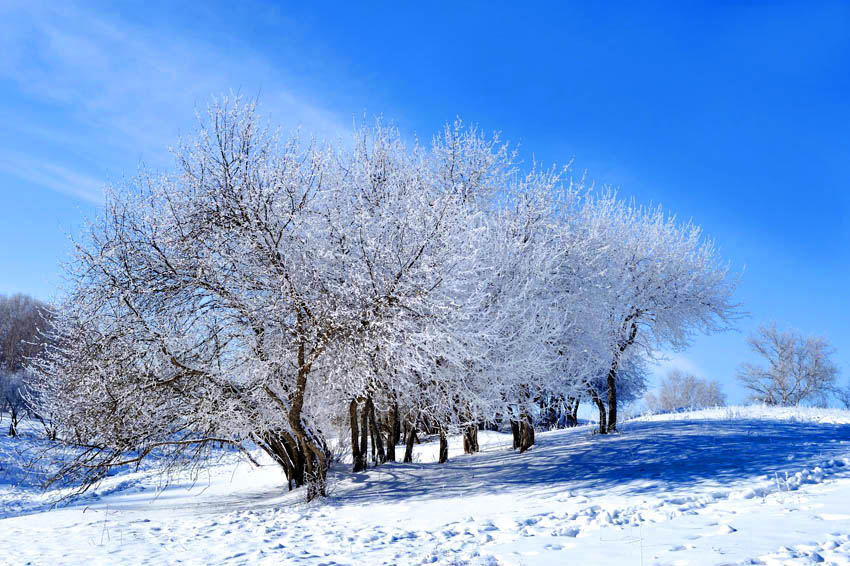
[29,97,742,499]
[30,99,573,494]
[645,369,726,413]
[1,371,28,436]
[737,323,839,407]
[0,293,52,373]
[472,180,590,453]
[0,293,52,436]
[577,195,740,432]
[34,102,471,496]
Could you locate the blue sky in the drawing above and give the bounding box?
[0,1,847,402]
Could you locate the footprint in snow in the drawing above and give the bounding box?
[477,521,499,532]
[551,526,580,537]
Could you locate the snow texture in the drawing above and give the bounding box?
[2,407,850,565]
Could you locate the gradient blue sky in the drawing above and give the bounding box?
[1,1,847,402]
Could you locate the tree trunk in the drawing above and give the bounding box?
[570,397,580,427]
[563,397,576,427]
[387,408,396,462]
[607,364,618,433]
[7,407,18,437]
[392,404,401,443]
[255,429,302,491]
[463,424,479,454]
[588,386,607,434]
[518,412,534,453]
[545,398,559,429]
[594,397,607,434]
[607,318,637,434]
[385,404,397,462]
[350,399,366,472]
[438,429,449,463]
[367,397,385,465]
[403,420,416,463]
[263,328,330,500]
[359,398,369,466]
[510,419,521,449]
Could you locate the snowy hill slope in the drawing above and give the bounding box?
[2,407,850,565]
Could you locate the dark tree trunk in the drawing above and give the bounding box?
[367,397,385,465]
[606,365,618,433]
[255,429,305,491]
[262,328,331,500]
[596,400,607,434]
[593,396,607,434]
[510,419,521,449]
[518,411,535,453]
[403,421,416,463]
[586,385,607,434]
[392,403,401,443]
[7,407,18,437]
[299,431,329,501]
[385,404,398,462]
[607,318,637,434]
[438,429,449,463]
[384,429,395,462]
[564,397,579,427]
[463,424,479,454]
[350,399,367,472]
[359,397,369,466]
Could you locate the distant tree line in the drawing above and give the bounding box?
[646,369,726,413]
[0,293,52,436]
[645,323,844,414]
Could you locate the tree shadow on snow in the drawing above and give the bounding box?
[328,419,850,505]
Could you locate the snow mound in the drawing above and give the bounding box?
[633,404,850,425]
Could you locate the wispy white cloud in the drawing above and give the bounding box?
[0,151,105,204]
[647,351,706,386]
[0,0,350,203]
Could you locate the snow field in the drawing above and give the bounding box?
[2,408,850,565]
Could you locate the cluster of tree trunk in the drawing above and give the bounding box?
[253,368,331,501]
[347,399,490,469]
[564,397,580,427]
[510,413,535,453]
[463,424,479,454]
[350,397,402,472]
[255,426,329,500]
[537,396,580,429]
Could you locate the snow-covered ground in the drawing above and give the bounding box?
[2,406,850,565]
